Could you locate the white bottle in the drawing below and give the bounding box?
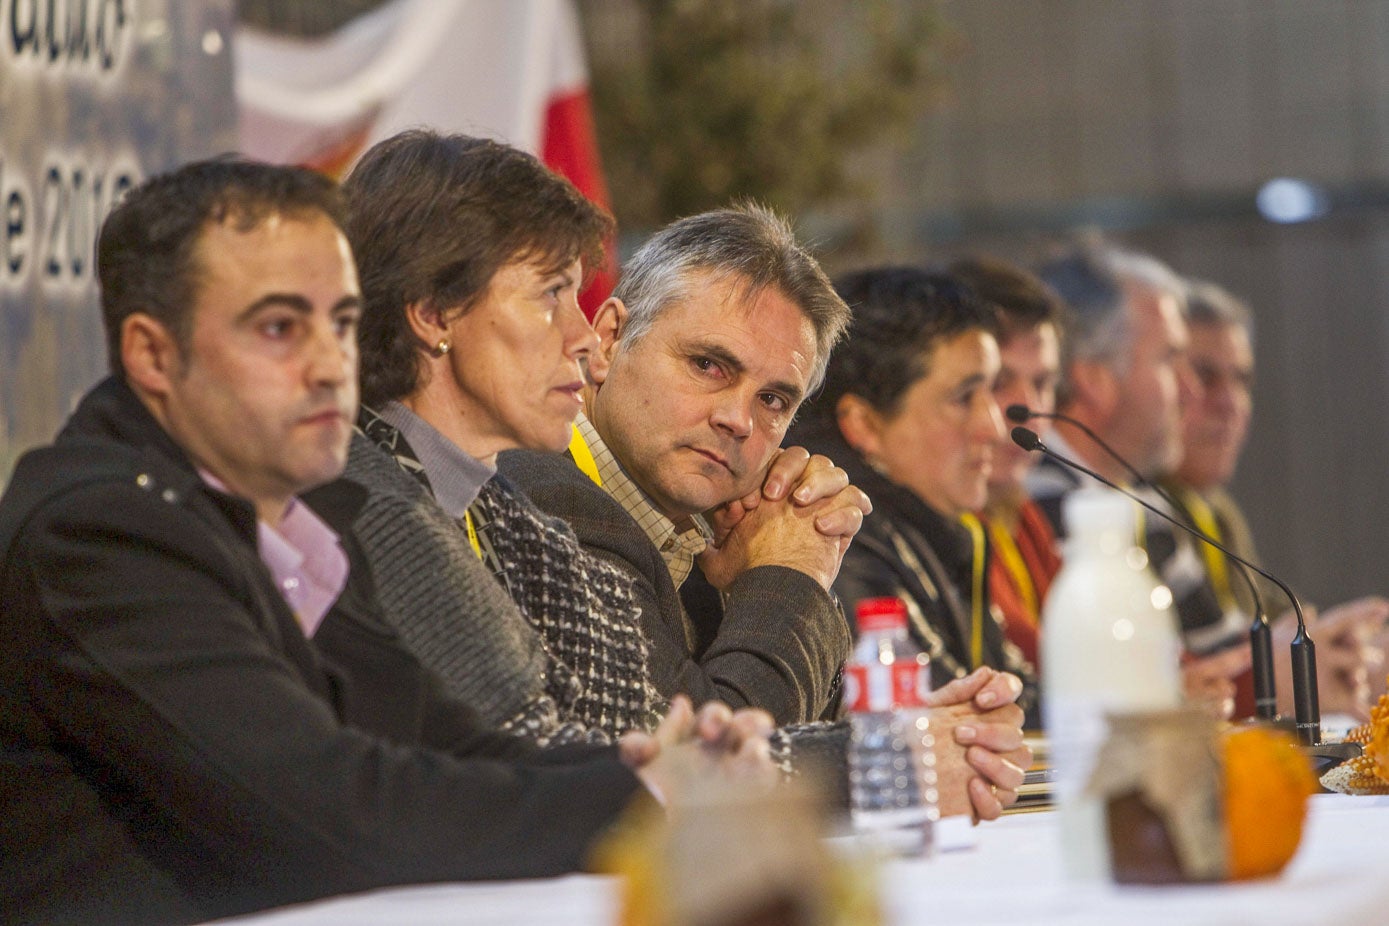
[1041,488,1182,878]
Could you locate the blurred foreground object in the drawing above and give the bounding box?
[597,776,879,926]
[1087,709,1314,885]
[1221,725,1318,880]
[1042,489,1182,878]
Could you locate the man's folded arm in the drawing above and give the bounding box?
[499,449,848,724]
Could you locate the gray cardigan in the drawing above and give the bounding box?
[338,427,661,740]
[340,432,573,738]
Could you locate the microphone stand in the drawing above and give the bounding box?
[1012,427,1355,766]
[1006,405,1278,720]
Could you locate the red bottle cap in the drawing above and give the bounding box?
[855,597,908,633]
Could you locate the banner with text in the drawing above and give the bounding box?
[0,0,238,481]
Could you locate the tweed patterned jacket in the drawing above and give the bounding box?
[331,410,661,741]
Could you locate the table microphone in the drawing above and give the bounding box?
[1010,425,1324,746]
[1006,404,1277,721]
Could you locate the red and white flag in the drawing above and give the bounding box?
[235,0,614,314]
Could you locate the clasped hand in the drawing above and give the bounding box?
[699,447,872,591]
[620,696,778,803]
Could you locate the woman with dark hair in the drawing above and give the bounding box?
[788,266,1040,727]
[320,129,658,742]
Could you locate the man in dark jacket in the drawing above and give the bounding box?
[0,159,765,926]
[501,208,1032,820]
[502,206,866,727]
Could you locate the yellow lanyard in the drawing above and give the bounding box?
[1175,487,1235,610]
[568,425,603,487]
[958,512,987,670]
[987,517,1039,624]
[464,509,482,559]
[1110,480,1146,551]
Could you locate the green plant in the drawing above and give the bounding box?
[580,0,950,232]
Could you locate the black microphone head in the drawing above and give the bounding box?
[1011,426,1043,452]
[1005,404,1032,424]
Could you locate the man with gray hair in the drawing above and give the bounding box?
[504,204,863,725]
[1024,242,1245,656]
[1165,280,1387,717]
[503,205,1032,819]
[1027,243,1198,506]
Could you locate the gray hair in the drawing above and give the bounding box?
[612,203,850,392]
[1037,242,1186,391]
[1184,278,1253,343]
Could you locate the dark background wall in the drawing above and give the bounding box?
[853,0,1389,607]
[0,0,237,478]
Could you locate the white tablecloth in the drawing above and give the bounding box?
[876,793,1389,925]
[216,794,1389,926]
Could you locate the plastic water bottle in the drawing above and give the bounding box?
[1041,488,1182,878]
[844,597,938,857]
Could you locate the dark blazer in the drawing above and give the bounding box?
[0,379,639,926]
[498,447,849,725]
